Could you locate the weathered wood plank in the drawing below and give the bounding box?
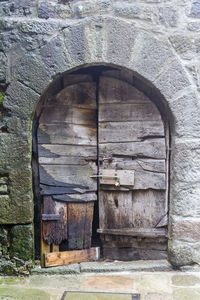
[99,139,166,159]
[63,74,93,88]
[39,164,97,190]
[52,193,97,203]
[98,228,167,237]
[44,247,100,267]
[102,158,166,173]
[99,77,151,104]
[99,121,164,143]
[132,190,166,228]
[99,103,162,122]
[55,82,96,109]
[84,202,94,248]
[38,123,97,146]
[40,185,81,196]
[99,191,133,229]
[99,169,165,190]
[39,106,96,126]
[67,203,86,250]
[38,144,97,158]
[42,196,68,245]
[38,156,90,165]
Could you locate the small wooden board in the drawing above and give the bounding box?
[44,247,100,267]
[99,169,135,187]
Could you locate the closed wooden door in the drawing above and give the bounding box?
[97,76,168,260]
[34,72,168,265]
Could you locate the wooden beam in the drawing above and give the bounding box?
[44,247,100,267]
[97,228,168,238]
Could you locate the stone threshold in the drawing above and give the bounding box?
[30,259,174,275]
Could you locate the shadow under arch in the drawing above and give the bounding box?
[32,63,172,262]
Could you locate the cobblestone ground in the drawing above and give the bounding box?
[0,271,200,300]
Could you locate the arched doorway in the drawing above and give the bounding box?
[33,66,169,267]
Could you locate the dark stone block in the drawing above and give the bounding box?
[10,225,33,261]
[190,0,200,18]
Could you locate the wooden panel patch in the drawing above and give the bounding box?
[98,169,135,187]
[45,247,100,267]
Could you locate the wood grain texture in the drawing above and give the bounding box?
[132,190,166,228]
[55,82,96,109]
[39,106,96,126]
[99,121,164,143]
[44,247,100,267]
[38,123,96,145]
[99,77,151,104]
[38,144,97,158]
[99,191,133,229]
[99,103,162,122]
[97,228,167,237]
[99,139,166,159]
[67,202,94,250]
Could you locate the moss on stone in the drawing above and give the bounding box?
[10,225,33,261]
[0,93,4,105]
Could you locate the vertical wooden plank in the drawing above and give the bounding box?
[84,202,94,248]
[67,203,86,250]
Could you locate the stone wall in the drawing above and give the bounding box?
[0,0,200,273]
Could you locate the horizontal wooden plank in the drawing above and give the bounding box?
[42,214,60,221]
[99,139,166,159]
[55,82,96,109]
[40,185,84,195]
[99,103,161,122]
[39,106,96,126]
[44,247,100,267]
[97,228,167,238]
[103,158,166,173]
[39,164,97,190]
[38,156,91,165]
[99,121,164,143]
[38,144,97,158]
[38,123,97,146]
[99,76,151,104]
[52,193,97,203]
[100,170,165,190]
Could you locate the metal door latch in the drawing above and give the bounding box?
[90,173,120,187]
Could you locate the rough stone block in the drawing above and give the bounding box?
[13,54,51,94]
[0,0,37,18]
[172,274,200,286]
[73,1,97,18]
[171,138,200,183]
[170,184,200,217]
[169,34,194,60]
[169,92,200,137]
[0,185,7,193]
[170,217,200,242]
[18,20,58,35]
[0,52,8,84]
[63,23,86,64]
[114,4,152,21]
[131,34,174,81]
[154,60,190,99]
[38,0,71,19]
[190,0,200,18]
[168,239,200,266]
[10,225,33,261]
[105,18,138,66]
[3,81,39,120]
[187,22,200,31]
[159,7,178,27]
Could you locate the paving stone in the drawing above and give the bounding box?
[173,288,200,300]
[190,0,200,18]
[172,274,200,286]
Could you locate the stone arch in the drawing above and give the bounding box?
[2,16,200,266]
